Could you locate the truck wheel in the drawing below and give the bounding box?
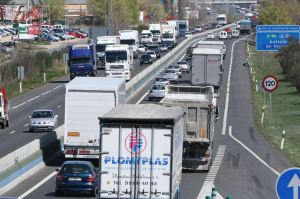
[0,123,4,129]
[6,120,9,127]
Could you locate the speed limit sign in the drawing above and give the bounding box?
[262,75,279,92]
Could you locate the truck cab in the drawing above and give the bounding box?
[68,44,97,80]
[105,45,133,81]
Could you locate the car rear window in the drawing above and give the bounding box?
[32,111,54,118]
[62,164,91,174]
[152,85,165,90]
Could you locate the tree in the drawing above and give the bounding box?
[44,0,65,23]
[0,0,13,4]
[139,0,166,23]
[88,0,107,24]
[258,1,293,24]
[276,40,300,92]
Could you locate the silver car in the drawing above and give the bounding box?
[152,76,170,85]
[167,65,182,78]
[162,69,179,84]
[176,61,190,73]
[28,109,58,132]
[148,83,168,101]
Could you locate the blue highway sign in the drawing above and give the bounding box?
[276,167,300,199]
[256,25,300,51]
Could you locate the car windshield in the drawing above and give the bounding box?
[164,69,176,74]
[70,58,90,65]
[147,51,155,55]
[177,61,187,65]
[62,164,91,174]
[32,111,54,118]
[148,46,158,51]
[152,84,165,90]
[106,51,127,63]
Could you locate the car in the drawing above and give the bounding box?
[138,45,146,53]
[159,43,168,52]
[0,44,13,53]
[148,83,168,101]
[232,29,240,38]
[195,26,202,32]
[162,69,179,84]
[185,32,193,38]
[147,44,161,58]
[176,61,190,73]
[68,31,86,38]
[28,109,58,132]
[146,50,157,60]
[206,33,215,39]
[140,54,153,65]
[167,65,182,78]
[55,161,99,196]
[152,76,170,85]
[53,33,66,40]
[219,31,228,40]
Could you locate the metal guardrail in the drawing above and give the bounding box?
[125,23,234,102]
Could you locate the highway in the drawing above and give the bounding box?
[2,33,292,199]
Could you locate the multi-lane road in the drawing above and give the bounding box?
[1,32,292,199]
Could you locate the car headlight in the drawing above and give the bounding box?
[31,121,36,125]
[48,121,55,126]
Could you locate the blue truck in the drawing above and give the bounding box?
[68,44,97,80]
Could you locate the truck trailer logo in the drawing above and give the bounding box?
[125,132,147,155]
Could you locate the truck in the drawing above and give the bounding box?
[64,77,126,159]
[191,48,223,90]
[68,44,97,80]
[216,14,227,25]
[166,20,179,39]
[96,36,120,69]
[140,30,153,44]
[161,85,217,171]
[119,30,139,59]
[105,45,134,81]
[98,104,184,199]
[239,19,252,34]
[196,40,227,59]
[149,23,162,43]
[161,24,177,49]
[0,87,9,129]
[178,20,189,37]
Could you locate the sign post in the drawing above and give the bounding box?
[262,75,279,123]
[256,25,300,52]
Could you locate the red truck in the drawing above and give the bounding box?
[0,87,9,129]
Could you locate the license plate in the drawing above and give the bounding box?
[69,177,82,181]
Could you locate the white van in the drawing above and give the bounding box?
[219,31,228,40]
[232,29,240,38]
[53,24,64,30]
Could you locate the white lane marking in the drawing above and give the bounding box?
[9,131,16,134]
[24,123,29,127]
[197,145,226,199]
[229,125,280,176]
[221,37,244,135]
[18,171,57,199]
[11,84,65,110]
[40,90,53,96]
[57,105,62,109]
[136,91,149,104]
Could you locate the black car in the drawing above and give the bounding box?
[55,161,99,196]
[140,54,153,65]
[147,44,161,58]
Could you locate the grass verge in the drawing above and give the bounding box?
[6,63,67,99]
[249,45,300,166]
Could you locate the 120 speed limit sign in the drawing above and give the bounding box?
[262,75,279,92]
